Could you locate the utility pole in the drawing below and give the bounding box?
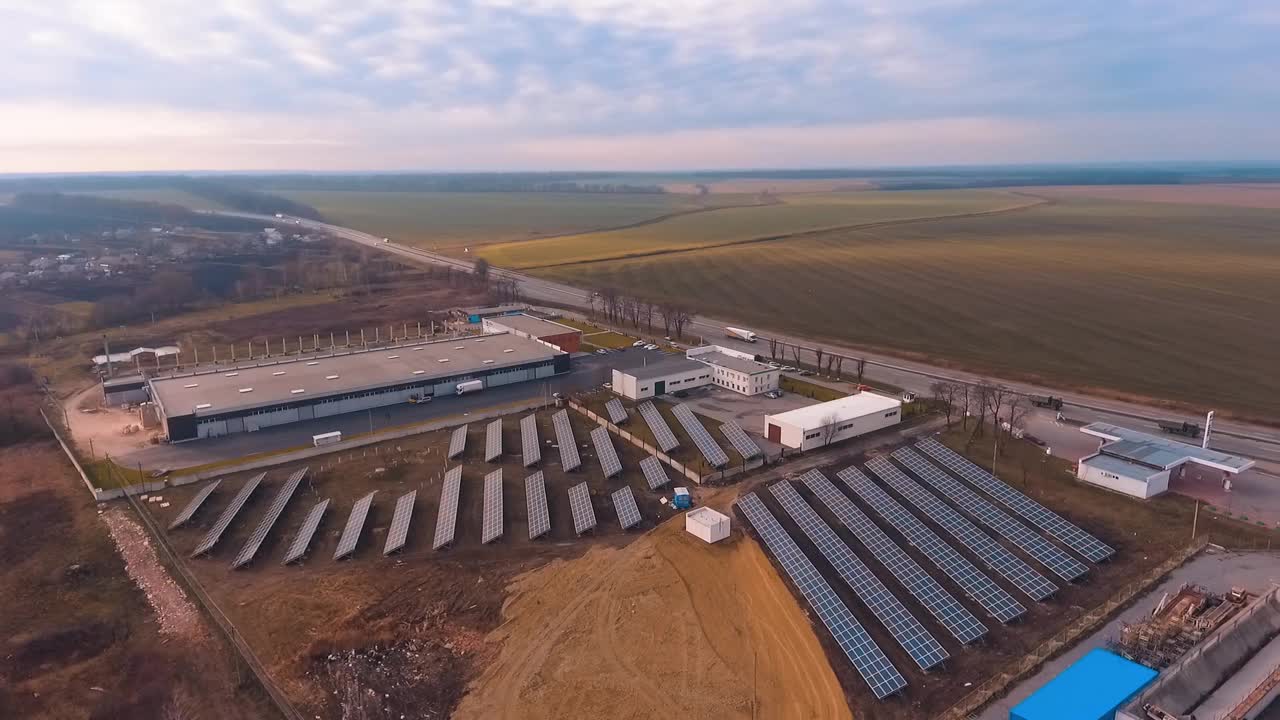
[1191,499,1199,539]
[102,334,114,378]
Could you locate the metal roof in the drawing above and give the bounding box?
[1079,453,1165,482]
[484,313,580,338]
[765,392,902,430]
[615,355,707,381]
[692,350,773,376]
[1011,649,1156,720]
[1081,422,1254,474]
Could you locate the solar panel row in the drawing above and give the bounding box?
[432,466,464,549]
[736,493,907,699]
[553,410,582,472]
[568,481,596,535]
[482,469,504,544]
[283,499,330,565]
[169,479,222,530]
[638,402,679,453]
[231,467,307,569]
[605,398,628,425]
[383,490,417,555]
[591,426,623,478]
[485,419,503,462]
[525,471,550,540]
[521,413,541,467]
[334,491,377,560]
[448,424,468,459]
[672,404,729,468]
[191,472,264,557]
[720,420,762,460]
[639,455,671,490]
[612,486,641,530]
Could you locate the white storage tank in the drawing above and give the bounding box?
[685,507,730,544]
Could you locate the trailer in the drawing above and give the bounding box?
[724,326,758,343]
[456,379,484,396]
[1029,394,1064,410]
[1158,420,1201,438]
[313,431,342,447]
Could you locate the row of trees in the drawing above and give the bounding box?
[589,287,694,339]
[930,380,1033,455]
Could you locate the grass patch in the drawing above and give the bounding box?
[82,458,149,489]
[779,376,847,402]
[582,331,637,350]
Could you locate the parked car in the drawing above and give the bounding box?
[764,390,782,399]
[644,344,658,350]
[632,340,645,347]
[596,348,609,355]
[799,370,814,377]
[603,382,613,389]
[782,365,796,371]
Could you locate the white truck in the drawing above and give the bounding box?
[456,380,484,395]
[312,431,341,447]
[725,326,758,343]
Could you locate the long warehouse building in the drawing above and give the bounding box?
[149,332,570,442]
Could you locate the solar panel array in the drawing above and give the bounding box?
[770,481,949,671]
[737,493,907,699]
[612,486,641,530]
[482,469,504,544]
[802,469,987,644]
[485,419,503,462]
[283,499,329,565]
[591,426,623,478]
[383,490,416,555]
[568,481,597,535]
[916,438,1114,563]
[672,404,729,468]
[719,420,762,460]
[448,424,468,459]
[605,398,628,425]
[638,402,679,453]
[894,448,1089,583]
[520,413,541,467]
[333,491,376,560]
[552,410,582,472]
[169,479,222,530]
[231,467,306,569]
[639,455,672,490]
[865,457,1058,601]
[432,466,463,549]
[525,471,550,539]
[191,472,264,557]
[839,467,1026,624]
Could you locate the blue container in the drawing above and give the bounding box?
[1011,648,1158,720]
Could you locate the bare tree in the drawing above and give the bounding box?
[665,305,693,338]
[1003,393,1032,457]
[968,381,997,445]
[833,355,843,380]
[930,381,961,428]
[641,300,656,332]
[658,302,675,336]
[814,347,824,376]
[601,287,621,324]
[819,412,840,447]
[855,358,866,386]
[768,337,779,360]
[986,384,1013,456]
[472,257,490,284]
[790,343,802,367]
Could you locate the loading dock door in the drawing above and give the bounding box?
[767,423,781,443]
[654,380,666,395]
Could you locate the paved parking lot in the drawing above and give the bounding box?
[677,384,820,454]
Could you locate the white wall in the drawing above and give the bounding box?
[614,367,710,400]
[1076,457,1167,499]
[767,406,902,450]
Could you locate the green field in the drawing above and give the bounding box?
[540,197,1280,420]
[66,188,228,210]
[479,189,1032,268]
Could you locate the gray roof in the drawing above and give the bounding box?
[484,313,580,338]
[149,332,561,418]
[693,350,772,376]
[1081,422,1254,474]
[1080,453,1165,482]
[616,354,707,381]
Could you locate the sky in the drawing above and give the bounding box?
[3,0,1279,172]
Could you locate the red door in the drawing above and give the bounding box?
[767,423,781,443]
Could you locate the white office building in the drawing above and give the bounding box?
[764,392,902,450]
[686,345,779,396]
[611,356,711,400]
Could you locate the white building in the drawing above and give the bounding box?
[611,356,711,400]
[685,507,730,543]
[1076,423,1255,499]
[686,345,779,396]
[764,393,902,450]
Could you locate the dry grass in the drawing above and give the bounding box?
[1026,184,1280,209]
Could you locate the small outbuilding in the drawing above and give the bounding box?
[1010,648,1157,720]
[764,392,902,450]
[1076,423,1255,499]
[611,355,711,400]
[685,507,730,543]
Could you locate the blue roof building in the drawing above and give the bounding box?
[1011,649,1158,720]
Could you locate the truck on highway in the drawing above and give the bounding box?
[725,326,758,343]
[1029,394,1064,410]
[456,380,484,395]
[313,431,341,447]
[1158,420,1201,438]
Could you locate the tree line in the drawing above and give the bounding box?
[589,287,694,339]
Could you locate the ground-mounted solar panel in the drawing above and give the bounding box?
[916,437,1114,563]
[568,482,596,535]
[484,419,503,462]
[169,479,222,530]
[383,490,417,555]
[605,398,628,425]
[612,486,641,530]
[191,472,264,557]
[283,499,330,565]
[865,457,1057,602]
[894,448,1089,583]
[638,402,679,453]
[520,413,541,468]
[639,455,671,491]
[333,491,376,560]
[482,469,504,544]
[231,467,307,569]
[736,493,907,700]
[770,481,949,671]
[591,426,623,478]
[552,410,582,472]
[840,466,1025,623]
[432,466,463,550]
[801,469,987,644]
[525,471,550,540]
[719,420,762,460]
[448,424,468,460]
[672,404,729,468]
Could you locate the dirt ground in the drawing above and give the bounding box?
[1026,183,1280,208]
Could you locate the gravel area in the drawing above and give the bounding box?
[101,508,205,640]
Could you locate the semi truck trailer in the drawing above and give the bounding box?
[725,327,758,343]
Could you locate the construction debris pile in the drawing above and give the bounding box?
[1110,583,1249,669]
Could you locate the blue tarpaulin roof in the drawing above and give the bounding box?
[1011,649,1157,720]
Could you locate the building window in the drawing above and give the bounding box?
[885,410,899,418]
[804,431,821,440]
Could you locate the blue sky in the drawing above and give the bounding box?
[3,0,1278,172]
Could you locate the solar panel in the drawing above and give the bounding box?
[894,448,1089,583]
[383,490,416,555]
[865,457,1057,602]
[770,481,949,671]
[168,479,222,530]
[283,499,329,565]
[552,410,582,472]
[839,466,1026,624]
[525,471,550,540]
[484,419,503,462]
[520,413,541,468]
[639,455,671,490]
[736,493,907,699]
[448,424,468,459]
[333,491,376,560]
[482,469,504,544]
[432,466,463,549]
[605,398,628,425]
[719,420,762,460]
[638,402,679,453]
[916,438,1114,563]
[672,404,729,468]
[612,486,641,530]
[231,467,306,569]
[568,481,596,535]
[591,426,623,478]
[800,470,987,644]
[191,472,264,557]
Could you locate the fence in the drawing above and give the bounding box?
[569,401,703,483]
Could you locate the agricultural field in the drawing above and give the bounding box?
[479,189,1035,268]
[1027,183,1280,209]
[65,188,230,211]
[541,197,1280,420]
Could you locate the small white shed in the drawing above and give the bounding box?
[685,507,731,543]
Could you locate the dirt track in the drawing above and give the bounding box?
[455,517,851,720]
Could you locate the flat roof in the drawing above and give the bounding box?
[765,392,901,429]
[1011,649,1157,720]
[485,313,580,338]
[149,332,561,418]
[615,354,707,381]
[1081,422,1255,474]
[1080,453,1165,481]
[686,507,729,528]
[693,350,772,376]
[463,304,526,316]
